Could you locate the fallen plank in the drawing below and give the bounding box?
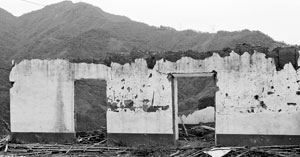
[10,151,52,156]
[66,146,73,154]
[170,150,180,157]
[0,135,10,143]
[199,125,215,131]
[7,149,29,153]
[180,117,189,137]
[235,151,249,157]
[257,145,300,149]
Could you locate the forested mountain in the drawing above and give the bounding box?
[0,1,287,135]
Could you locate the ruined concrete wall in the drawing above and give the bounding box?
[10,59,173,136]
[10,48,300,145]
[74,59,173,134]
[10,60,75,133]
[153,51,300,138]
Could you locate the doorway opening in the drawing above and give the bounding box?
[172,73,217,146]
[74,79,107,143]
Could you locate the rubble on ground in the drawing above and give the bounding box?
[1,124,300,156]
[76,129,106,144]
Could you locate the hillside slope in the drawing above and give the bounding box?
[0,8,19,135]
[10,1,285,61]
[0,1,287,135]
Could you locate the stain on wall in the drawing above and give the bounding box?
[55,75,66,132]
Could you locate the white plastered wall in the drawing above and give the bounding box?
[10,60,75,132]
[10,50,300,137]
[10,59,173,134]
[154,51,300,136]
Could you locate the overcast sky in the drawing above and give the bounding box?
[1,0,300,45]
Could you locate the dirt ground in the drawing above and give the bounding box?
[1,123,300,156]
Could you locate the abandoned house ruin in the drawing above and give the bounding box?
[9,45,300,146]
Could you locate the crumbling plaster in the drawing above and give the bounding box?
[10,59,173,134]
[10,49,300,138]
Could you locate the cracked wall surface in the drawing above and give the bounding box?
[9,48,300,142]
[10,59,173,134]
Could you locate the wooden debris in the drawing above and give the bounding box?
[1,128,300,156]
[4,144,8,152]
[1,143,300,156]
[180,117,189,136]
[224,145,300,157]
[235,150,248,157]
[0,135,10,143]
[189,150,205,157]
[3,143,136,156]
[170,150,180,156]
[0,135,10,151]
[199,125,215,131]
[66,146,73,154]
[76,129,106,144]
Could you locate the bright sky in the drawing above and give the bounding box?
[1,0,300,45]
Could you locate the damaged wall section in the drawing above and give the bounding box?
[10,59,174,145]
[9,60,75,143]
[9,46,300,146]
[74,60,174,145]
[151,47,300,146]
